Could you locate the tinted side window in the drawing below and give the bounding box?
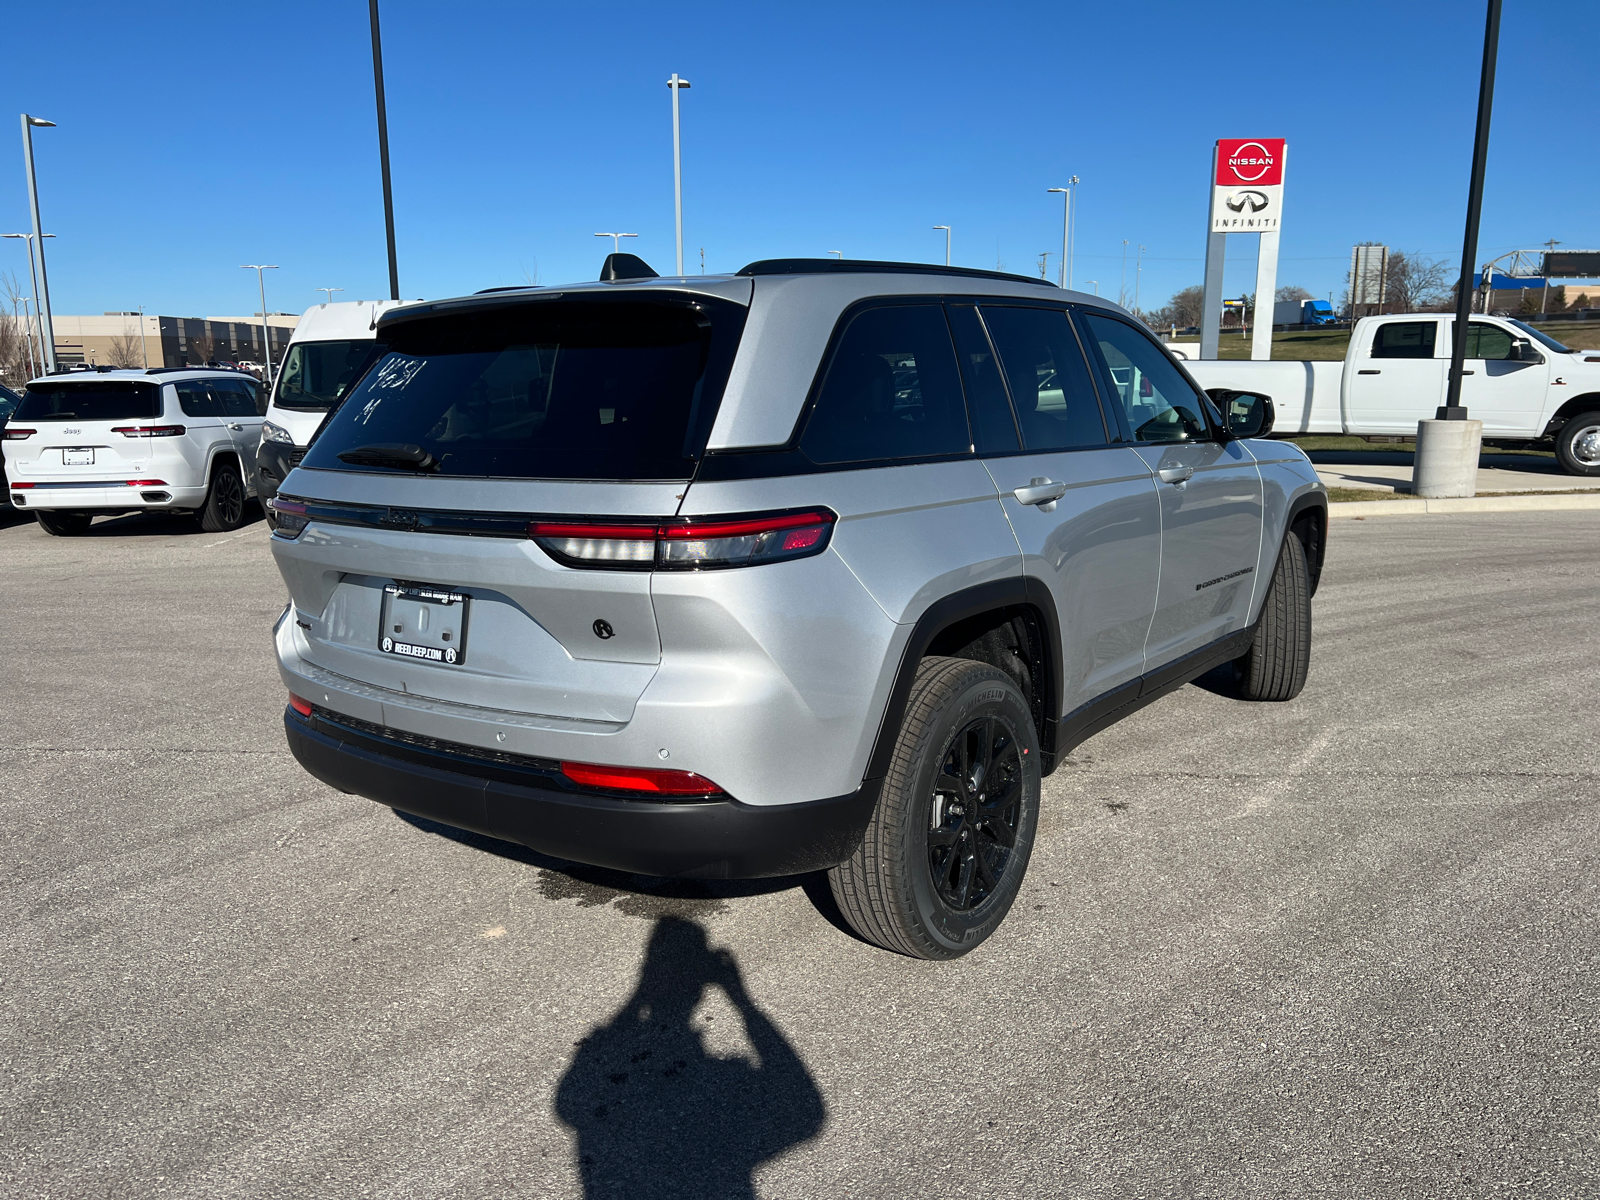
[219,379,259,417]
[1079,312,1210,444]
[1371,321,1438,359]
[947,305,1019,454]
[800,305,969,464]
[175,381,224,418]
[980,306,1108,451]
[1465,322,1515,360]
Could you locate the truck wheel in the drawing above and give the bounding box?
[196,461,246,532]
[829,656,1041,960]
[1236,531,1311,702]
[35,511,92,537]
[1554,411,1600,476]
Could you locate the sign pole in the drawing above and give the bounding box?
[1200,145,1224,360]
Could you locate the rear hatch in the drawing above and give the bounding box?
[272,288,749,725]
[3,379,165,488]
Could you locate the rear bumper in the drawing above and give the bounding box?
[284,706,878,879]
[9,483,207,510]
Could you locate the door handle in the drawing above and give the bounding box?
[1357,369,1381,375]
[1157,466,1195,486]
[1013,477,1068,509]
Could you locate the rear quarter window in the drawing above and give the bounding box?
[798,304,969,464]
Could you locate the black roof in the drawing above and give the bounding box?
[736,258,1058,289]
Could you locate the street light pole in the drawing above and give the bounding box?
[20,115,57,373]
[368,0,400,301]
[1067,175,1079,289]
[137,304,148,368]
[13,296,35,377]
[1440,0,1501,422]
[667,74,691,275]
[1134,245,1146,316]
[594,232,638,255]
[933,225,950,266]
[316,287,344,306]
[828,250,843,259]
[241,266,279,383]
[1047,187,1069,288]
[1086,280,1099,296]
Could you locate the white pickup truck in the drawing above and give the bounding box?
[1179,313,1600,476]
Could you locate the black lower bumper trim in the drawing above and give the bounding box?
[283,710,878,879]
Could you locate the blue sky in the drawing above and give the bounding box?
[2,1,1593,320]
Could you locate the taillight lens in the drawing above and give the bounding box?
[2,427,36,440]
[529,508,836,570]
[268,496,309,539]
[111,424,187,438]
[560,760,724,796]
[125,479,168,487]
[288,693,313,717]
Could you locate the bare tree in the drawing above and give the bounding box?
[0,270,35,386]
[1384,251,1452,313]
[1275,284,1313,303]
[185,331,216,366]
[106,330,145,368]
[1156,285,1205,330]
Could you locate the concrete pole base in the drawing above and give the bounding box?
[1413,419,1484,498]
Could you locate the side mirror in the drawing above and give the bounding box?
[1206,388,1275,439]
[1514,338,1544,363]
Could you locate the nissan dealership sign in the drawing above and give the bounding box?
[1211,137,1286,233]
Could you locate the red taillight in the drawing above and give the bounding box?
[126,479,168,487]
[10,482,33,489]
[2,427,36,440]
[111,424,186,438]
[288,693,313,717]
[528,508,836,570]
[560,760,724,796]
[268,496,310,539]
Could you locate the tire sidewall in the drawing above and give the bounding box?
[203,463,245,531]
[899,670,1041,956]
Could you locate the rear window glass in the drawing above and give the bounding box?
[1370,321,1437,359]
[301,299,745,481]
[274,339,384,412]
[15,381,162,422]
[979,306,1108,451]
[800,304,969,464]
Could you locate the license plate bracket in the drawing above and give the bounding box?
[378,583,469,666]
[63,447,94,466]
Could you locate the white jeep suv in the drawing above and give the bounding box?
[3,368,264,535]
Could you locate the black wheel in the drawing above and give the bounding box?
[1236,531,1311,701]
[829,657,1041,960]
[35,511,92,537]
[1554,411,1600,476]
[197,461,246,532]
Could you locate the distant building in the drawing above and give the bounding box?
[42,312,301,368]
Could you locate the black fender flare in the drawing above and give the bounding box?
[862,577,1062,783]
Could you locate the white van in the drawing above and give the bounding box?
[256,300,403,517]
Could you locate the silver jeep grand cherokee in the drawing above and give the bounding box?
[269,256,1326,959]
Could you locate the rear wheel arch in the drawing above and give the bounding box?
[866,578,1063,783]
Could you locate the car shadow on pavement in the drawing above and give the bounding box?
[75,505,268,537]
[391,810,863,939]
[553,914,826,1200]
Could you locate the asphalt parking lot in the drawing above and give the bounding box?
[2,504,1596,1199]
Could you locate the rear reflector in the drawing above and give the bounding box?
[9,483,32,489]
[529,508,836,570]
[560,760,725,796]
[111,425,186,438]
[288,693,313,717]
[2,428,35,440]
[125,480,168,487]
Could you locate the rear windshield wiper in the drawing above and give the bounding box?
[336,442,440,472]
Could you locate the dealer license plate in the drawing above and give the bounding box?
[378,583,469,665]
[63,447,94,466]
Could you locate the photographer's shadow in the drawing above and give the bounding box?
[555,916,825,1199]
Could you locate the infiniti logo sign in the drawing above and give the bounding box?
[1225,190,1270,213]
